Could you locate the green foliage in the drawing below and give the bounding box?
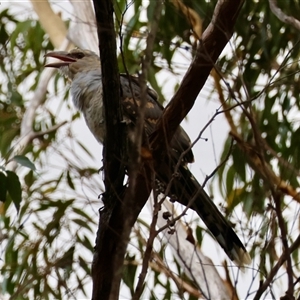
[213,2,300,288]
[0,169,21,210]
[218,1,300,212]
[12,155,36,171]
[6,170,22,211]
[0,171,7,202]
[0,6,98,299]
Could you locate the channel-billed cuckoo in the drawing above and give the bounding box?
[45,48,251,266]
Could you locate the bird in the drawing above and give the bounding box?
[45,48,251,267]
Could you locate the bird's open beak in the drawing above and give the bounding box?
[44,51,77,68]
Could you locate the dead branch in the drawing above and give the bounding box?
[30,0,67,48]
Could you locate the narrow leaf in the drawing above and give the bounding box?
[0,172,7,202]
[66,171,75,190]
[13,155,36,171]
[6,171,22,211]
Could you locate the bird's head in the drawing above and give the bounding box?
[44,48,100,80]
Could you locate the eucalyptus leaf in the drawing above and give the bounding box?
[6,171,22,211]
[13,155,36,171]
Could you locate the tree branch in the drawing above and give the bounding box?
[131,2,164,298]
[272,192,294,298]
[269,0,300,31]
[213,67,300,204]
[30,0,68,48]
[91,0,126,299]
[150,0,245,159]
[171,0,203,39]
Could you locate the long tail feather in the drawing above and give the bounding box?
[158,161,251,267]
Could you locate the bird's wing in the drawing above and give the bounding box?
[119,74,194,163]
[120,75,250,266]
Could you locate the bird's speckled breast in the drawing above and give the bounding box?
[71,70,105,143]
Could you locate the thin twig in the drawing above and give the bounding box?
[130,229,203,298]
[131,2,164,297]
[132,190,160,300]
[273,192,294,298]
[253,234,300,300]
[216,64,300,203]
[157,138,234,235]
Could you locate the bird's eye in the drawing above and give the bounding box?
[73,52,85,59]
